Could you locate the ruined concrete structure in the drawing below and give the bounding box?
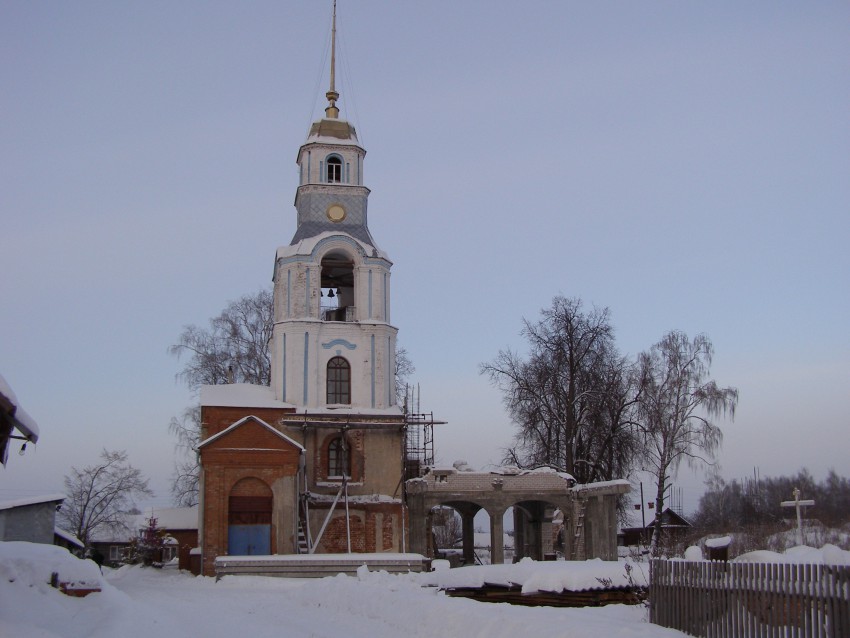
[407,468,629,564]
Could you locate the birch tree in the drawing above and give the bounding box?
[636,331,738,555]
[170,288,274,389]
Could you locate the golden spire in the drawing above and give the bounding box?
[325,0,340,119]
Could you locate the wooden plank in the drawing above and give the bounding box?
[768,562,778,638]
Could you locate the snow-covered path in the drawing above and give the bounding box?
[1,542,688,638]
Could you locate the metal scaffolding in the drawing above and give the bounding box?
[403,384,443,481]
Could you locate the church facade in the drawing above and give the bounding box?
[196,26,408,575]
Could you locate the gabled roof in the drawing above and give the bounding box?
[620,506,691,532]
[197,415,305,452]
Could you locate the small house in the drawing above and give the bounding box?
[0,494,65,544]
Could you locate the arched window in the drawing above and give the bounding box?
[326,155,342,183]
[327,436,348,478]
[327,356,351,404]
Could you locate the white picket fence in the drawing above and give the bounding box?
[649,559,850,637]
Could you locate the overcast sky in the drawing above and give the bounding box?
[2,1,848,514]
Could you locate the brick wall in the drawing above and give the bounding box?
[309,502,403,553]
[201,405,297,441]
[199,416,302,575]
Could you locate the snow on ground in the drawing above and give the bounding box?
[0,542,686,638]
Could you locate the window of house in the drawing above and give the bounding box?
[109,545,123,562]
[327,436,349,478]
[327,356,351,404]
[326,156,342,183]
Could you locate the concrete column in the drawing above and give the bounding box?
[512,507,526,561]
[488,508,505,565]
[542,506,555,558]
[563,500,574,560]
[461,510,476,566]
[528,503,542,560]
[404,493,428,556]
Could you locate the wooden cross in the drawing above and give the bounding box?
[780,487,815,546]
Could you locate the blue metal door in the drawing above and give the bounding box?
[228,524,271,556]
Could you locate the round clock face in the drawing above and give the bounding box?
[327,204,346,223]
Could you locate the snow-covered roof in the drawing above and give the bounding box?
[0,493,64,511]
[415,467,577,494]
[54,527,84,548]
[200,383,294,409]
[0,373,40,442]
[87,521,134,544]
[198,415,306,452]
[276,230,390,262]
[573,479,631,496]
[141,506,198,531]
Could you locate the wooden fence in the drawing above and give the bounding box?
[650,559,850,638]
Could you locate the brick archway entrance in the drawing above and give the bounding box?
[228,477,273,556]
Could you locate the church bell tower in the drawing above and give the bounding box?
[270,6,397,411]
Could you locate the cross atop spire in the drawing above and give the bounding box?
[325,0,340,119]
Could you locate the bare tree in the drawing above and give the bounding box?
[431,506,463,550]
[168,405,201,507]
[395,345,415,405]
[58,449,153,548]
[170,288,274,389]
[636,331,738,555]
[481,296,640,483]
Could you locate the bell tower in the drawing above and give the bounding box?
[270,4,397,411]
[198,4,416,571]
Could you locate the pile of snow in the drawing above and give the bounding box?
[0,541,103,592]
[683,546,703,561]
[704,535,732,549]
[734,544,850,565]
